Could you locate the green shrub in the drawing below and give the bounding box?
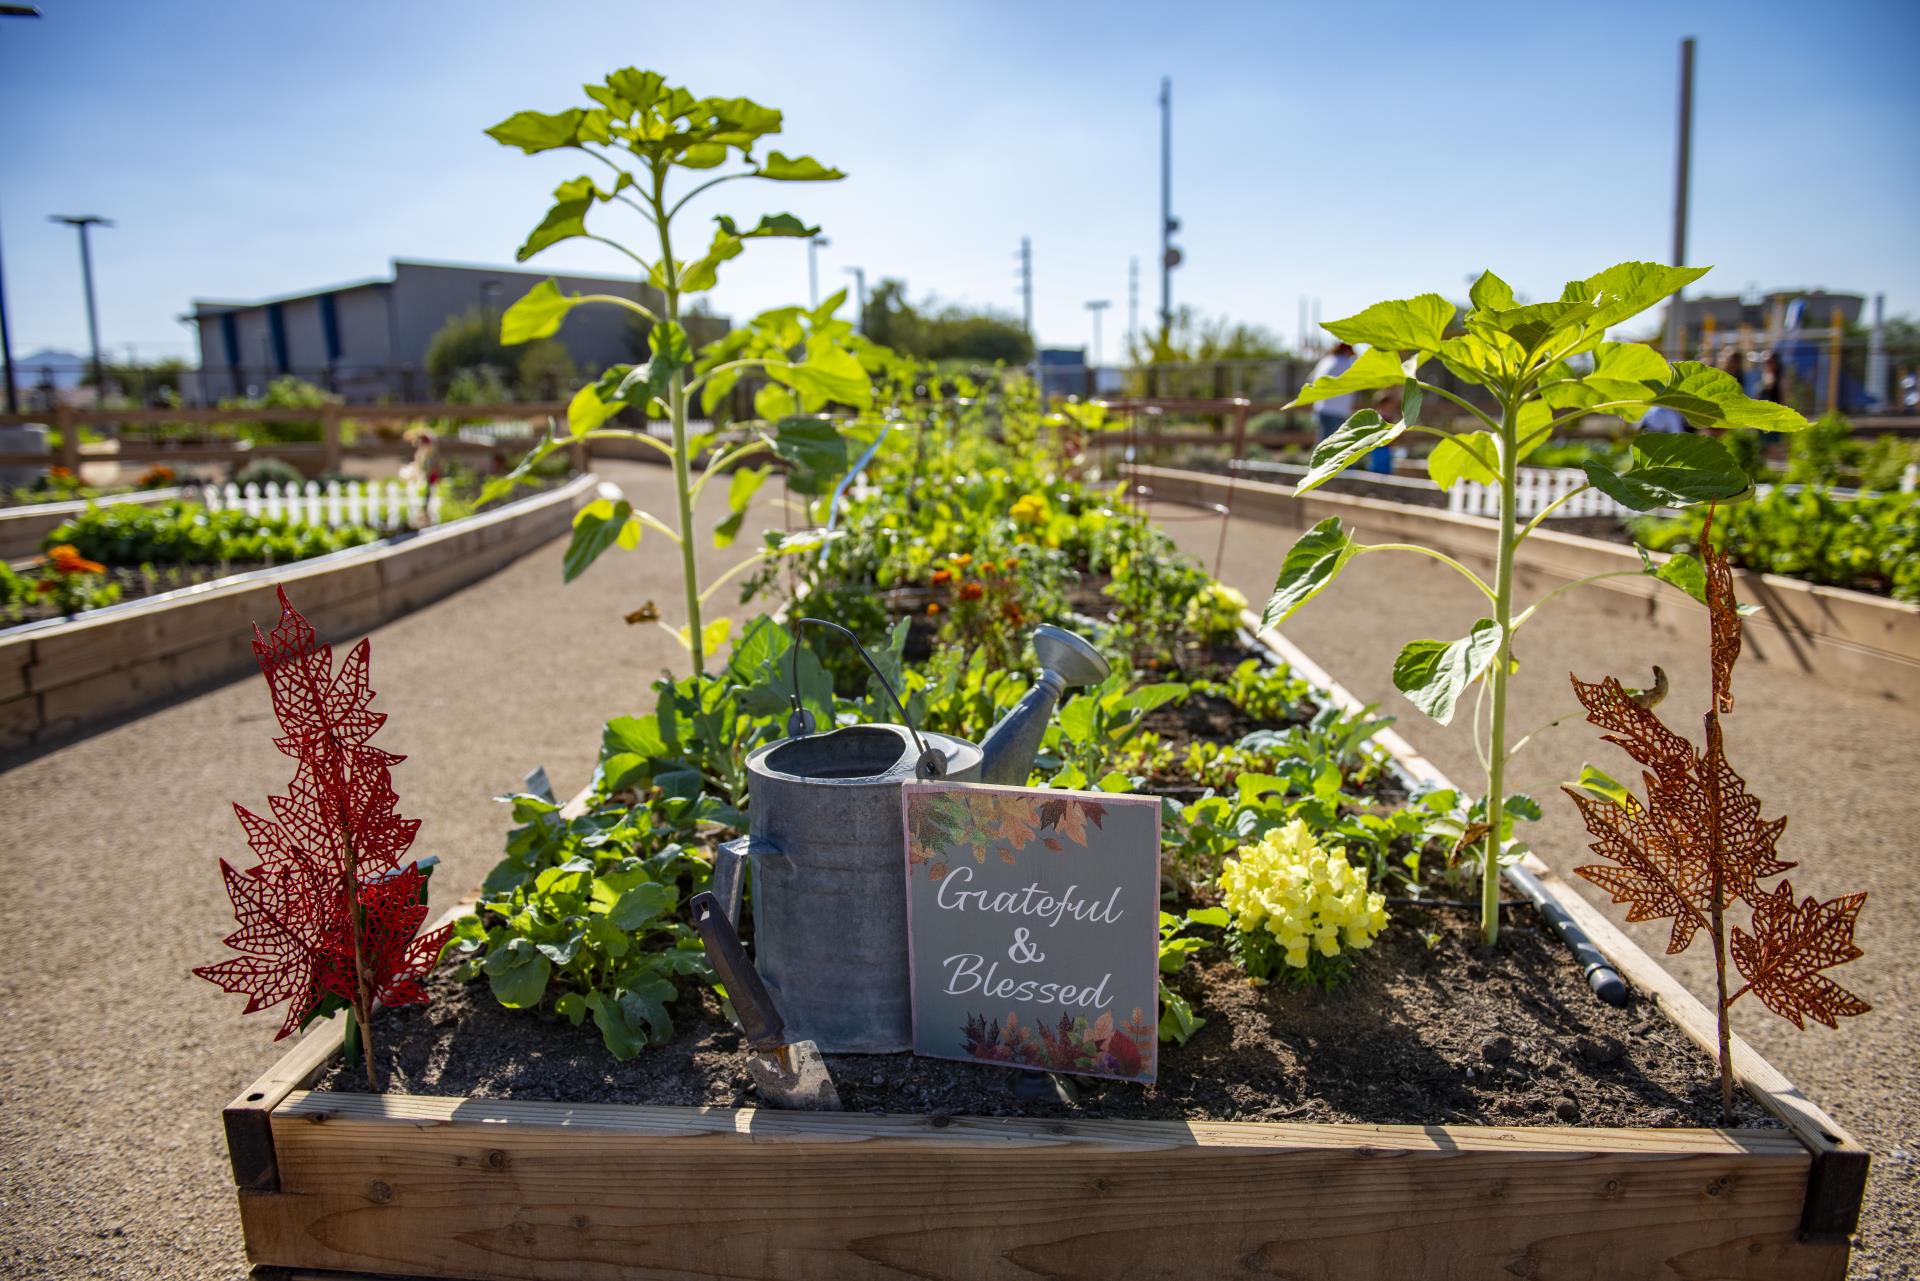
[48,501,380,566]
[233,457,306,489]
[219,376,335,444]
[1632,488,1920,602]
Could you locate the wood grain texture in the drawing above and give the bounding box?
[223,902,476,1193]
[241,1092,1840,1281]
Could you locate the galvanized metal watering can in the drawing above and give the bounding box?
[710,617,1109,1053]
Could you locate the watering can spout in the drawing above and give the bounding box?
[977,624,1110,785]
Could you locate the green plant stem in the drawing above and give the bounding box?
[1515,482,1592,543]
[698,550,773,605]
[649,168,706,677]
[1482,391,1521,949]
[1413,381,1501,432]
[1358,543,1496,601]
[1510,570,1648,628]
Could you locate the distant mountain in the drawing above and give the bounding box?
[12,349,86,390]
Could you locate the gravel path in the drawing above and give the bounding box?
[0,462,756,1280]
[1160,498,1917,1279]
[1,465,1910,1277]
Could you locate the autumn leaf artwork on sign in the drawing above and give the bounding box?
[1564,509,1867,1122]
[905,786,1109,880]
[194,588,450,1090]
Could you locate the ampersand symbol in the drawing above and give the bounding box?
[1008,927,1046,964]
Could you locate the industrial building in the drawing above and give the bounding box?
[183,258,669,404]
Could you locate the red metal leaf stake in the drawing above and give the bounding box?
[1564,509,1867,1122]
[195,588,450,1090]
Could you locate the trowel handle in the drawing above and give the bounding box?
[689,890,786,1048]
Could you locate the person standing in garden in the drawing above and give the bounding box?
[1308,342,1358,442]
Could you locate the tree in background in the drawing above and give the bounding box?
[860,278,1033,364]
[1132,305,1290,365]
[83,357,188,406]
[425,307,579,401]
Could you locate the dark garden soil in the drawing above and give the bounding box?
[317,904,1776,1131]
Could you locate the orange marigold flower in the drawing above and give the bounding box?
[958,581,985,602]
[47,544,106,576]
[949,553,973,567]
[1003,558,1019,572]
[1001,601,1024,623]
[48,466,74,480]
[930,568,952,585]
[926,602,941,615]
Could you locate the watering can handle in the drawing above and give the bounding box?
[712,835,769,928]
[787,617,944,778]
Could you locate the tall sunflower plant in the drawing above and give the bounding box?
[1262,262,1807,947]
[479,68,896,677]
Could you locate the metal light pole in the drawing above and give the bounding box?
[842,266,867,332]
[807,236,831,309]
[1663,36,1696,359]
[1126,258,1139,361]
[1158,76,1181,338]
[50,214,113,403]
[1016,237,1033,336]
[1084,300,1110,369]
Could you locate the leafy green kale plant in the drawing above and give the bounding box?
[483,68,883,675]
[1263,262,1808,946]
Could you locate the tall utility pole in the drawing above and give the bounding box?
[1016,236,1033,336]
[0,202,19,413]
[1126,257,1139,360]
[1084,299,1110,368]
[1663,36,1696,359]
[1158,77,1180,338]
[807,235,831,309]
[50,214,112,402]
[842,266,867,333]
[0,0,39,413]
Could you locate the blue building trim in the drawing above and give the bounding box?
[319,294,341,363]
[267,303,290,373]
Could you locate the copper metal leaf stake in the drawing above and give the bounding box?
[1564,508,1868,1122]
[195,587,450,1090]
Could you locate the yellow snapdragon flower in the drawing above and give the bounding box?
[1218,819,1387,981]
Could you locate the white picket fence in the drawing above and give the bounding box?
[197,479,440,530]
[455,421,537,446]
[1447,467,1630,520]
[1450,462,1918,520]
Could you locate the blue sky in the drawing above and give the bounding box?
[3,0,1917,364]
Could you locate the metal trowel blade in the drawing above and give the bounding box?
[748,1039,842,1111]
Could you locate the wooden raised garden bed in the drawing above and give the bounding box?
[218,624,1867,1281]
[0,475,592,752]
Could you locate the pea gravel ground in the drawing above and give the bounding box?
[0,463,1911,1278]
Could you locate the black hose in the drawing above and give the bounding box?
[1504,863,1629,1006]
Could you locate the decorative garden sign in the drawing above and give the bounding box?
[902,781,1160,1081]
